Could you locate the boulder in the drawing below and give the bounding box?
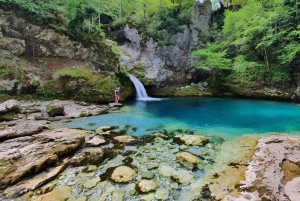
[176,152,199,170]
[111,166,136,183]
[46,100,65,117]
[136,179,160,194]
[0,99,21,114]
[86,136,106,146]
[173,135,209,146]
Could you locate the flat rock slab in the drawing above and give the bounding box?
[0,99,21,115]
[226,135,300,200]
[108,103,123,107]
[2,164,67,199]
[0,120,48,141]
[32,186,72,201]
[0,128,86,191]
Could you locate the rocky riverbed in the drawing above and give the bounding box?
[0,99,300,201]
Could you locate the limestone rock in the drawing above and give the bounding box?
[174,135,209,146]
[32,186,72,201]
[176,152,199,170]
[86,136,106,146]
[113,136,137,145]
[136,179,160,194]
[0,126,17,140]
[158,165,175,178]
[83,177,100,189]
[3,165,65,198]
[111,166,136,183]
[46,100,65,117]
[0,128,85,190]
[220,135,300,201]
[0,99,21,115]
[141,171,155,180]
[95,126,118,133]
[154,188,169,200]
[147,163,159,170]
[111,189,125,201]
[285,177,300,201]
[69,150,105,166]
[171,170,195,185]
[0,120,48,141]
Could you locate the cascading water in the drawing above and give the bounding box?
[129,74,161,101]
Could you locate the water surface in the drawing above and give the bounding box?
[57,97,300,140]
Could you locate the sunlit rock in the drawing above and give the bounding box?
[176,152,199,170]
[136,179,160,194]
[111,166,136,183]
[173,134,209,146]
[86,136,106,146]
[32,186,72,201]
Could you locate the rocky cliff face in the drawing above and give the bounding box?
[116,1,212,89]
[0,9,131,102]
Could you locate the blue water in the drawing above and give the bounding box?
[58,98,300,140]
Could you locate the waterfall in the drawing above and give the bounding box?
[129,75,161,101]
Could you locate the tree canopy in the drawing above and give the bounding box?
[192,0,300,85]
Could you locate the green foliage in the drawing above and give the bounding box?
[192,43,232,70]
[174,86,212,96]
[192,0,300,86]
[52,67,90,80]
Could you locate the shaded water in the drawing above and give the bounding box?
[58,97,300,140]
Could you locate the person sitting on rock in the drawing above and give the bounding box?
[115,86,120,103]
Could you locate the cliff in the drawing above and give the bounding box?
[0,8,132,103]
[108,1,212,93]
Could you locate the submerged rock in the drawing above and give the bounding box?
[171,170,195,185]
[176,152,199,170]
[111,166,136,183]
[136,179,160,194]
[113,136,138,145]
[173,135,209,146]
[31,186,72,201]
[83,177,100,189]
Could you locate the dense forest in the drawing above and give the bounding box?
[0,0,299,88]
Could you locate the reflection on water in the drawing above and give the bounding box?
[54,97,300,140]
